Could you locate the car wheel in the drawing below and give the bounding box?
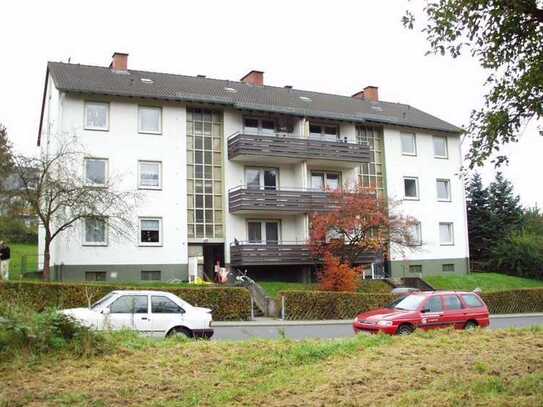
[464,320,478,331]
[167,327,192,339]
[397,324,414,336]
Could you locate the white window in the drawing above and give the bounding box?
[138,161,162,189]
[138,106,162,134]
[311,171,340,191]
[247,220,280,243]
[401,133,416,155]
[139,218,162,246]
[243,117,276,136]
[403,177,419,200]
[433,135,448,158]
[85,102,109,131]
[85,158,108,186]
[245,167,278,190]
[309,123,340,142]
[439,222,454,245]
[83,218,107,246]
[436,179,451,201]
[409,222,422,246]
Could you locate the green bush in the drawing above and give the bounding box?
[489,232,543,280]
[0,281,251,321]
[278,290,395,320]
[0,301,105,361]
[358,280,393,293]
[480,288,543,314]
[0,216,38,244]
[279,288,543,319]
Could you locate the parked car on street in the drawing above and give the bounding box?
[353,291,489,335]
[61,290,213,339]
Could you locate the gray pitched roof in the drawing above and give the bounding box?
[47,62,462,134]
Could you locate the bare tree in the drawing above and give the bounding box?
[12,135,140,280]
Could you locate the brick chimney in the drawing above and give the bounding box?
[110,52,128,71]
[352,86,379,102]
[240,70,264,86]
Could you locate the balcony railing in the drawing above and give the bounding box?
[228,186,340,213]
[227,132,370,163]
[230,241,379,267]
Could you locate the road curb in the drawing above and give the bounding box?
[213,313,543,327]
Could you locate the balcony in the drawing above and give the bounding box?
[227,132,370,167]
[228,186,340,214]
[230,241,379,267]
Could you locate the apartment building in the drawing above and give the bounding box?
[37,53,469,282]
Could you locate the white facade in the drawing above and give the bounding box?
[39,65,469,281]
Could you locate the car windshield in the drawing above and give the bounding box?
[91,292,116,310]
[393,294,426,311]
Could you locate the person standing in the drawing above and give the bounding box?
[0,241,10,281]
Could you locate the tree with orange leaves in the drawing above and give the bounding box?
[309,183,418,291]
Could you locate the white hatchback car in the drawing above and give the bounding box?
[61,290,213,339]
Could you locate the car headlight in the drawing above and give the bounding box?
[376,320,393,327]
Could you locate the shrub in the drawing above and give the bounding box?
[0,215,38,244]
[0,281,251,321]
[480,288,543,314]
[318,254,362,292]
[489,232,543,280]
[0,301,105,361]
[278,287,543,319]
[278,290,394,320]
[358,279,393,293]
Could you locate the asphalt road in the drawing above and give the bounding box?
[212,314,543,341]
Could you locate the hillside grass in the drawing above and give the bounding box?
[6,243,38,280]
[426,272,543,292]
[1,328,542,406]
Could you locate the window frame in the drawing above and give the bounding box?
[403,176,420,200]
[141,270,162,281]
[247,219,281,244]
[151,295,185,314]
[244,167,280,190]
[439,222,455,246]
[432,135,449,159]
[310,171,342,192]
[85,271,107,282]
[408,264,423,273]
[409,222,422,246]
[139,217,163,247]
[84,158,109,187]
[442,263,455,272]
[138,106,163,135]
[443,294,463,310]
[436,178,451,202]
[138,160,162,190]
[82,217,108,246]
[242,117,276,136]
[308,122,341,142]
[84,101,110,131]
[400,132,417,156]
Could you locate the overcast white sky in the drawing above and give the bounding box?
[0,0,541,206]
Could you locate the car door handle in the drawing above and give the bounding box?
[141,317,149,320]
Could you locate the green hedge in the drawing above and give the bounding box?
[278,290,395,320]
[480,289,543,314]
[0,281,251,321]
[279,288,543,320]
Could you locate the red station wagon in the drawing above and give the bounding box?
[353,291,490,335]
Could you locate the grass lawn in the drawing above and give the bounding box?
[258,281,316,298]
[6,243,38,280]
[1,328,542,406]
[426,272,543,292]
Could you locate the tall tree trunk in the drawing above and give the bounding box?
[42,231,51,281]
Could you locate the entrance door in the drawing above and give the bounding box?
[203,243,225,281]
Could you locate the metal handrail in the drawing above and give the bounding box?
[228,185,332,193]
[228,131,359,144]
[230,240,309,246]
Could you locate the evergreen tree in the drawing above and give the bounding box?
[488,172,523,240]
[465,172,493,268]
[0,123,13,182]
